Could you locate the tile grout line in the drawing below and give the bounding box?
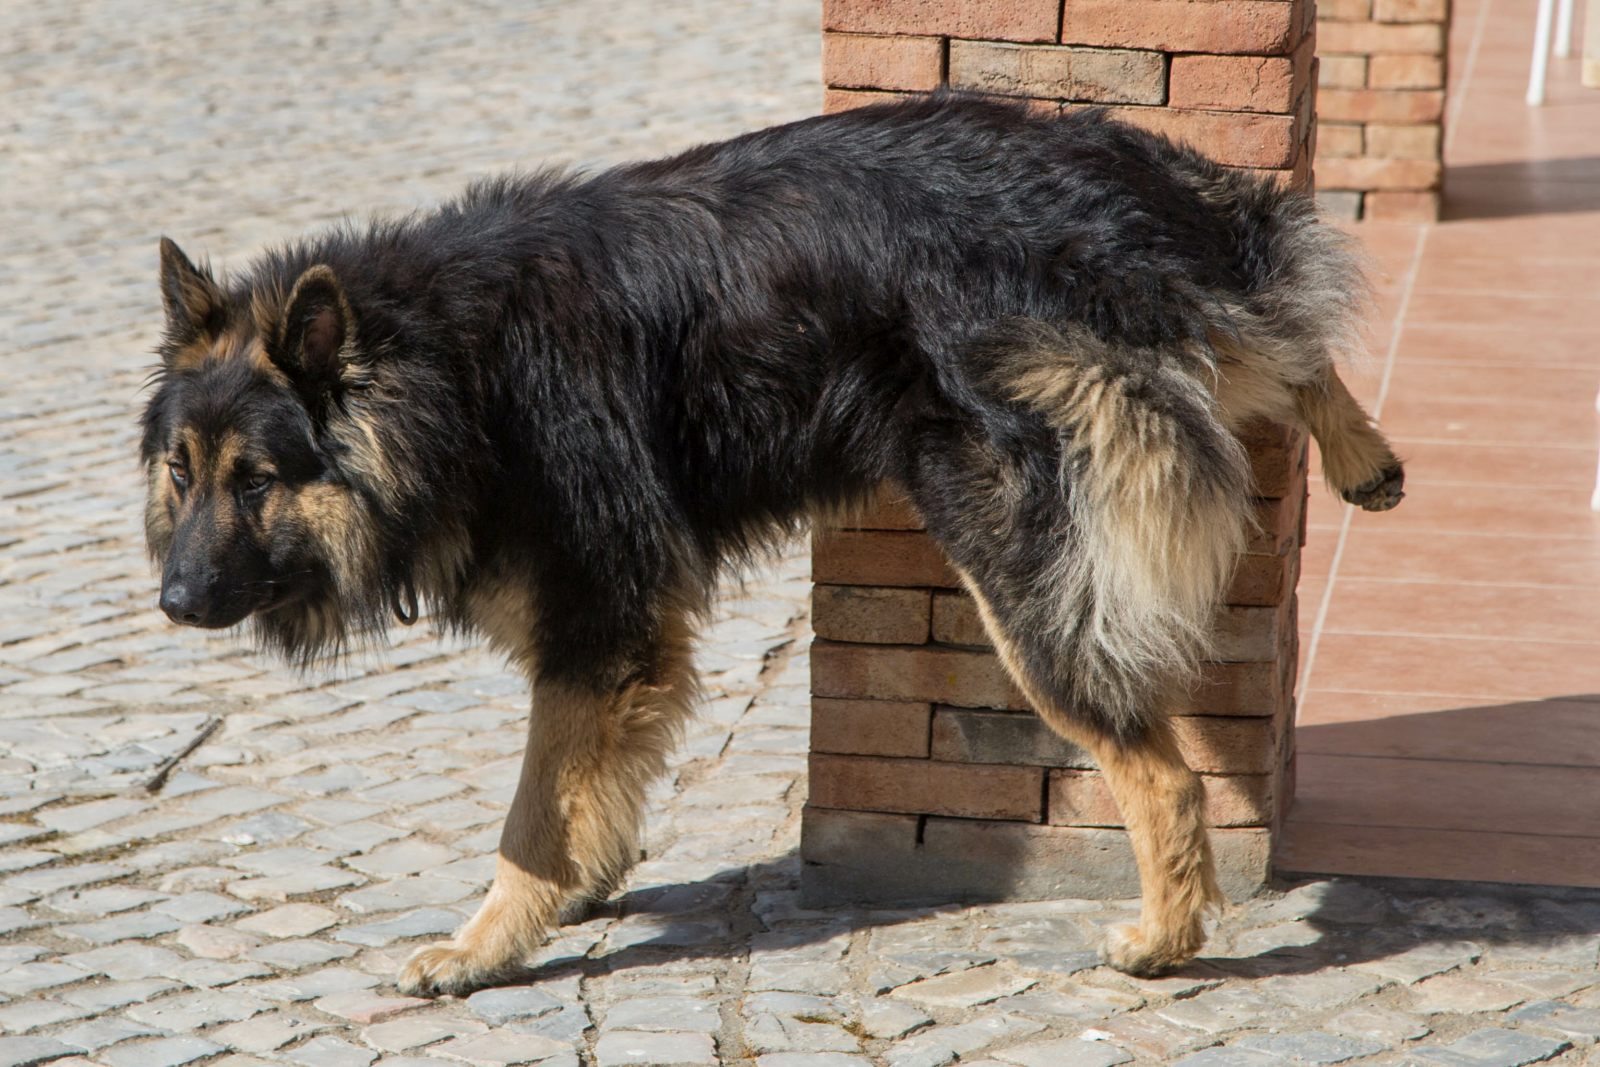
[1297,225,1430,714]
[1444,0,1494,157]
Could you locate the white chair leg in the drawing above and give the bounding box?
[1556,0,1576,57]
[1592,387,1600,512]
[1529,0,1557,104]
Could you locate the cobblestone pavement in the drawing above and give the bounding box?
[3,2,1599,1066]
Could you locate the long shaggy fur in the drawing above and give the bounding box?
[139,92,1403,988]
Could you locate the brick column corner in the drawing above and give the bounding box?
[804,0,1317,909]
[1315,0,1449,221]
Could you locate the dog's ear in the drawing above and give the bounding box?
[270,265,359,411]
[159,237,225,350]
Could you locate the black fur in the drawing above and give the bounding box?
[142,93,1315,726]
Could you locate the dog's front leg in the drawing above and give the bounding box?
[398,655,694,995]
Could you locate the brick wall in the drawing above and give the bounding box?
[804,3,1318,907]
[1315,0,1448,220]
[803,426,1307,906]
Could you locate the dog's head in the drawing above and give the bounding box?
[140,238,380,649]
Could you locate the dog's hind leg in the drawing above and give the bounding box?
[398,613,697,995]
[1295,368,1405,512]
[905,321,1255,975]
[963,586,1218,975]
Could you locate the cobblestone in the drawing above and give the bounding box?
[4,1,1600,1066]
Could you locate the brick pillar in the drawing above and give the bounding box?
[803,0,1317,908]
[1315,0,1449,221]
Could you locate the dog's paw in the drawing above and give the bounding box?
[1101,923,1201,978]
[398,941,518,997]
[1340,462,1405,512]
[1102,923,1170,977]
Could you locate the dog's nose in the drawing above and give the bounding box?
[160,581,206,626]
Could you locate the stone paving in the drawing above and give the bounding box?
[2,1,1599,1066]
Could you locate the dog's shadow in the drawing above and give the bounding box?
[497,855,1600,991]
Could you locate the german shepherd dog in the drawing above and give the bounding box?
[140,94,1404,994]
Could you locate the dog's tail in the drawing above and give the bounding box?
[988,323,1252,706]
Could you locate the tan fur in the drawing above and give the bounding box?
[399,604,701,995]
[998,327,1251,693]
[1208,332,1298,431]
[963,577,1220,975]
[1294,368,1400,498]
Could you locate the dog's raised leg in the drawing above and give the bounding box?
[1295,368,1405,511]
[398,632,695,996]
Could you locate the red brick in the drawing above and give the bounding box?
[812,529,957,588]
[811,697,933,758]
[1183,659,1287,717]
[809,753,1045,821]
[1318,122,1365,158]
[833,484,926,531]
[1173,715,1279,774]
[931,591,989,646]
[1317,156,1442,191]
[1226,548,1294,606]
[1169,38,1313,114]
[1248,472,1307,555]
[811,640,1026,709]
[1365,122,1441,159]
[1319,0,1374,17]
[950,40,1167,105]
[1368,53,1444,89]
[1318,89,1444,123]
[812,585,932,645]
[1373,0,1448,20]
[1231,149,1313,192]
[822,88,907,115]
[1100,105,1300,168]
[825,0,1059,43]
[1363,189,1441,220]
[930,706,1095,767]
[1048,770,1274,827]
[1210,602,1290,663]
[1061,0,1306,55]
[823,32,945,92]
[1318,54,1369,89]
[1242,421,1308,498]
[1317,20,1444,54]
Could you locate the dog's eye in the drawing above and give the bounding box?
[168,461,188,489]
[244,471,275,495]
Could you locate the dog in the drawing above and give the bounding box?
[140,92,1404,994]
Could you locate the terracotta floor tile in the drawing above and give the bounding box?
[1379,394,1600,448]
[1397,323,1600,367]
[1444,177,1600,222]
[1337,481,1600,539]
[1298,691,1600,767]
[1290,753,1600,838]
[1347,223,1426,287]
[1384,363,1600,404]
[1276,822,1600,888]
[1330,528,1600,586]
[1318,578,1600,644]
[1405,290,1600,334]
[1415,252,1600,295]
[1308,633,1600,701]
[1379,440,1600,490]
[1421,221,1600,262]
[1285,0,1600,890]
[1331,527,1600,591]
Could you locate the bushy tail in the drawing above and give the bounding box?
[989,322,1252,707]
